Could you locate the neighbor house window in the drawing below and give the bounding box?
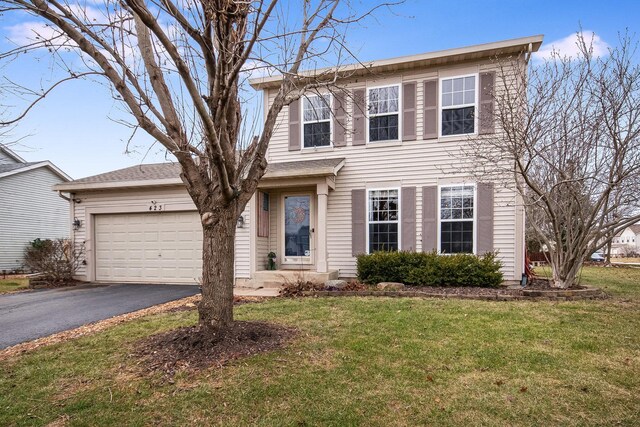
[368,189,399,252]
[441,75,476,136]
[440,185,475,253]
[303,94,331,148]
[368,85,399,142]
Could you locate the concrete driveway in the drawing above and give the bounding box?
[0,283,200,349]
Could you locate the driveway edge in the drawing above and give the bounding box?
[0,295,200,361]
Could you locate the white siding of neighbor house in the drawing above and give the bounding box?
[262,60,524,280]
[0,167,70,270]
[70,186,250,282]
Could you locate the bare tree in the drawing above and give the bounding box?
[466,32,640,288]
[0,0,395,332]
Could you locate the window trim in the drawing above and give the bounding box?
[366,187,401,254]
[366,83,402,144]
[300,92,333,150]
[437,183,477,255]
[438,73,479,138]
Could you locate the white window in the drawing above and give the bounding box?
[367,189,400,252]
[439,185,475,253]
[440,75,476,136]
[368,85,400,142]
[302,94,331,148]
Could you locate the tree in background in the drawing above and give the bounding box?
[0,0,396,333]
[467,32,640,288]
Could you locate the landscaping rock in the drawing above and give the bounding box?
[324,279,348,290]
[376,282,405,291]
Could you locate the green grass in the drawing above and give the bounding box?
[0,278,29,294]
[1,271,639,426]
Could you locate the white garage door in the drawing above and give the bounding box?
[94,211,202,284]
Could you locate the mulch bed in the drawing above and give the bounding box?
[133,321,296,377]
[295,278,606,301]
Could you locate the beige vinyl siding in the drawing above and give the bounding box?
[0,167,69,270]
[71,186,250,281]
[264,60,523,280]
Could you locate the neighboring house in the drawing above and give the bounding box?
[610,225,640,256]
[0,145,71,271]
[54,35,543,286]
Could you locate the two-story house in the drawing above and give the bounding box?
[54,35,543,286]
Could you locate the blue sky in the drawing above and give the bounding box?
[1,0,638,179]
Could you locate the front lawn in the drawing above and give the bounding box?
[1,268,639,426]
[0,278,29,294]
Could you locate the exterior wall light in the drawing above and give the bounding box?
[73,217,82,231]
[237,215,245,228]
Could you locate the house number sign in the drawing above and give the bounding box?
[149,201,164,211]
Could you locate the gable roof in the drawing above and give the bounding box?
[250,34,544,90]
[0,144,26,163]
[54,158,347,192]
[630,224,640,235]
[0,160,72,181]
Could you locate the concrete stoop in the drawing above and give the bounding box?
[251,269,339,289]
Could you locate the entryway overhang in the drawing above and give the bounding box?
[258,157,345,190]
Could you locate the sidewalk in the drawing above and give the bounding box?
[234,287,280,297]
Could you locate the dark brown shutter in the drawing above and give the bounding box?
[333,92,347,147]
[423,80,438,139]
[479,72,495,135]
[352,189,366,255]
[352,89,366,146]
[288,99,301,151]
[477,182,494,254]
[401,187,416,251]
[422,186,438,252]
[257,191,269,238]
[403,82,417,141]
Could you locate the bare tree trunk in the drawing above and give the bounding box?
[605,238,613,266]
[551,255,583,288]
[198,211,237,333]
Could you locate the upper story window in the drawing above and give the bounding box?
[367,188,399,253]
[440,185,475,254]
[303,94,331,148]
[441,75,476,136]
[368,85,399,142]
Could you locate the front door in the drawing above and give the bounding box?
[282,194,313,265]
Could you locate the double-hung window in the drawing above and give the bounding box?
[368,85,399,142]
[303,94,331,148]
[368,189,399,252]
[441,75,476,136]
[440,185,475,253]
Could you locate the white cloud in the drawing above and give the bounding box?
[534,31,610,61]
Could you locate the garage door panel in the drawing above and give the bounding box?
[95,212,202,283]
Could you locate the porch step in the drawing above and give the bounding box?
[253,269,339,288]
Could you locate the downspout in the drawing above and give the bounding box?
[57,190,72,202]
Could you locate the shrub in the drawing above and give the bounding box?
[23,238,83,283]
[357,251,503,287]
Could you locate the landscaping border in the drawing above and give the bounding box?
[300,286,605,301]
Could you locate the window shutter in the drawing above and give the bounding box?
[479,72,495,135]
[288,99,301,151]
[403,82,417,141]
[257,191,269,238]
[423,80,438,139]
[477,182,494,254]
[351,189,366,255]
[422,186,438,252]
[352,89,366,146]
[333,92,347,147]
[401,187,416,251]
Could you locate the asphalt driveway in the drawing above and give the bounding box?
[0,284,200,349]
